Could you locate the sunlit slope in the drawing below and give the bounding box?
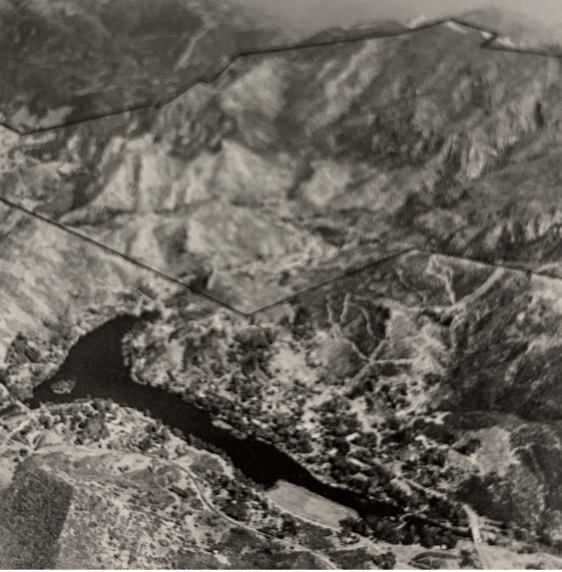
[2,19,562,312]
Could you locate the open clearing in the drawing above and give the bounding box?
[266,479,357,528]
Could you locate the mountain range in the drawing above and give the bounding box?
[3,9,562,313]
[2,3,562,568]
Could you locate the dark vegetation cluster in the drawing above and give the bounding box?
[327,546,396,570]
[5,333,40,366]
[0,332,46,400]
[149,320,319,457]
[35,399,112,446]
[137,419,172,453]
[206,469,263,523]
[0,467,73,568]
[185,330,471,547]
[209,527,320,569]
[340,511,460,550]
[201,463,302,541]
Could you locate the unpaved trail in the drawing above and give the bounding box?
[463,504,494,570]
[19,440,339,569]
[170,453,338,570]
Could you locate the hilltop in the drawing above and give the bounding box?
[1,4,562,569]
[3,15,562,312]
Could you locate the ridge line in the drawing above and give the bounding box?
[2,195,561,318]
[1,16,559,135]
[0,196,246,317]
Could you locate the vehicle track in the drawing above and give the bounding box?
[20,439,339,570]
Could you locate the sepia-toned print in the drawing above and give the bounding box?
[1,1,562,569]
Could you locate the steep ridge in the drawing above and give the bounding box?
[0,0,288,132]
[2,6,562,565]
[4,2,562,134]
[3,18,562,312]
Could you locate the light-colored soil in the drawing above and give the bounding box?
[266,479,358,528]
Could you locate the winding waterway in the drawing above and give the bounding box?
[29,314,397,518]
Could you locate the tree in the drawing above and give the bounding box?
[459,549,477,568]
[280,513,298,536]
[420,524,439,548]
[223,499,248,522]
[339,516,360,536]
[443,530,458,550]
[372,550,396,570]
[497,224,512,258]
[333,436,350,455]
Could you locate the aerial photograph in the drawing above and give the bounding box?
[2,0,562,568]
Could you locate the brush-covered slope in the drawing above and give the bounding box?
[0,201,202,401]
[0,0,287,132]
[3,17,562,311]
[121,249,562,549]
[0,401,420,569]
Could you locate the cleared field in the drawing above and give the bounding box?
[266,479,357,528]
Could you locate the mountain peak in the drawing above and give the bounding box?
[460,6,562,49]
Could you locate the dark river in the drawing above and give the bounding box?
[29,314,397,518]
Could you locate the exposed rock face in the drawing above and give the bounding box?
[4,18,562,312]
[4,5,562,567]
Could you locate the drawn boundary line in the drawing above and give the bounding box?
[0,195,414,317]
[1,15,560,315]
[0,16,560,135]
[247,248,416,316]
[0,196,247,317]
[1,195,561,320]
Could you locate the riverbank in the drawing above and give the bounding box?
[28,313,396,519]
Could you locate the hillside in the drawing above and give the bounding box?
[462,7,562,53]
[2,4,562,569]
[121,250,562,546]
[0,0,287,132]
[3,18,562,314]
